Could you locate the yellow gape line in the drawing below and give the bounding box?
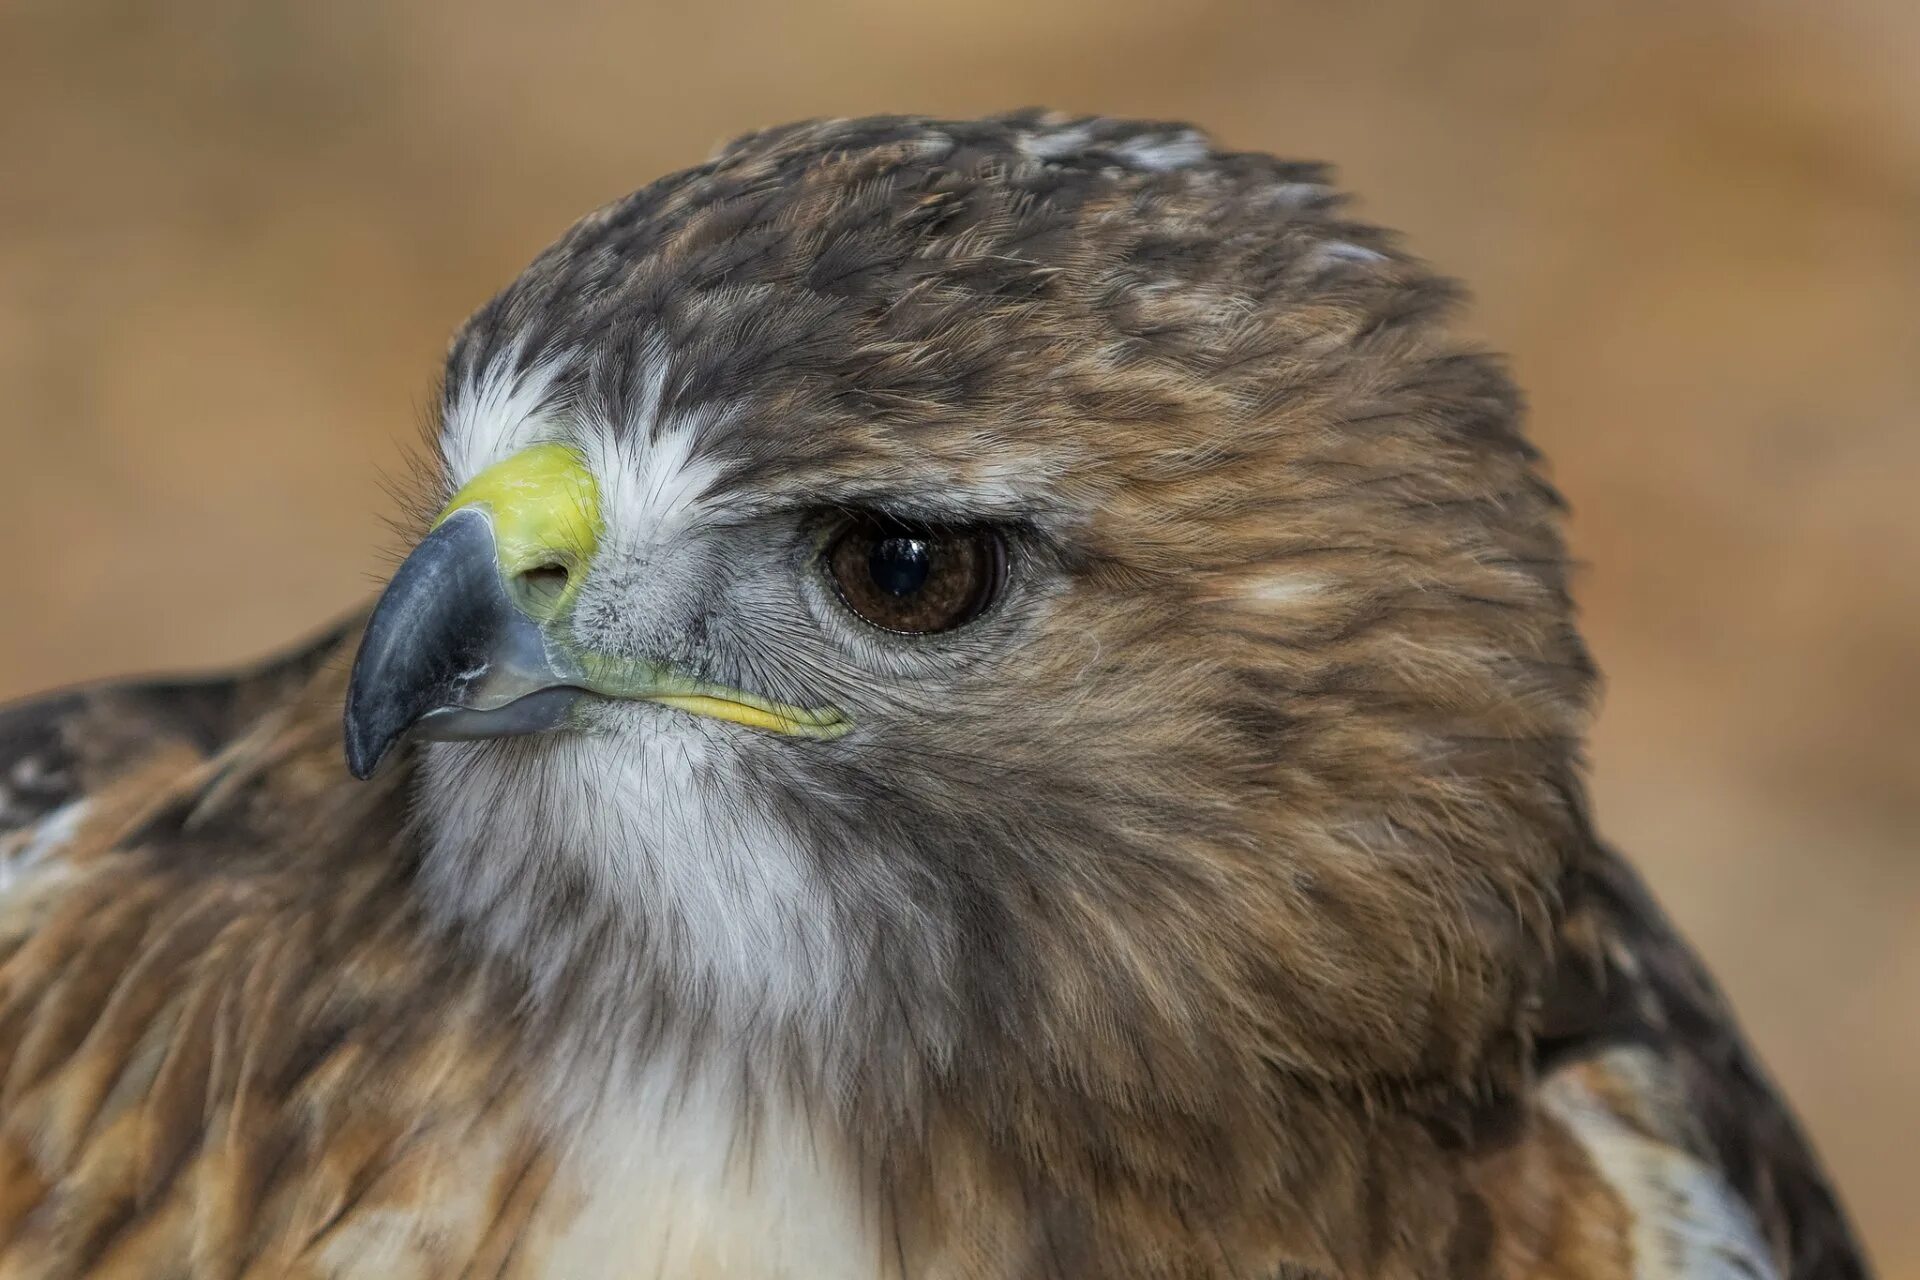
[647,694,852,740]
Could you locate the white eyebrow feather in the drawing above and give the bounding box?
[441,339,577,486]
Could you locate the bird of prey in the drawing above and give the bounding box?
[0,113,1869,1279]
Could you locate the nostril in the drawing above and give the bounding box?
[514,562,571,613]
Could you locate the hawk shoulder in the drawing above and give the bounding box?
[1475,846,1871,1280]
[0,619,575,1279]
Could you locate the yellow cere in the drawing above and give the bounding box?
[434,443,604,585]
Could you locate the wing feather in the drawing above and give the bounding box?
[0,623,578,1279]
[2,617,351,824]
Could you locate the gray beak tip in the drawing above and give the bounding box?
[342,707,392,781]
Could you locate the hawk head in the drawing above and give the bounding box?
[345,112,1593,1162]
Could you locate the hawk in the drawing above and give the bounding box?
[0,113,1869,1279]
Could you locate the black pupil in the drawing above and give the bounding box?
[869,536,932,597]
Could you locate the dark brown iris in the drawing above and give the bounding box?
[825,517,1005,635]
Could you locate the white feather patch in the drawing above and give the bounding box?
[1018,123,1095,161]
[578,405,730,561]
[547,1059,886,1279]
[1260,181,1331,209]
[420,726,848,1027]
[442,339,576,487]
[1110,128,1209,173]
[0,798,87,900]
[1239,573,1327,607]
[1545,1055,1779,1280]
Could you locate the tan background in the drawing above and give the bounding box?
[2,0,1915,1270]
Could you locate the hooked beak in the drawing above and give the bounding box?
[344,443,849,780]
[343,504,586,779]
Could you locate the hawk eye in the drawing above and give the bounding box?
[825,516,1005,635]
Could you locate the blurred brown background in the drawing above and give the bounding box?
[2,0,1915,1269]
